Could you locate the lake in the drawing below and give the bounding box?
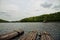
[0,22,60,40]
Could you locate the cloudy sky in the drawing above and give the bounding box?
[0,0,60,21]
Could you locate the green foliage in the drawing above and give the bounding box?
[20,12,60,22]
[0,19,8,22]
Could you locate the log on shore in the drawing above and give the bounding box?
[40,32,54,40]
[0,30,24,40]
[18,31,38,40]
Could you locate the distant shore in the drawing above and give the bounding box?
[0,21,60,23]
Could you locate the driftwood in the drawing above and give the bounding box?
[0,30,54,40]
[40,32,54,40]
[18,31,37,40]
[0,30,24,40]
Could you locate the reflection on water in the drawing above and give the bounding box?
[0,22,60,40]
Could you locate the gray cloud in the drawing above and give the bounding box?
[41,2,52,8]
[53,5,60,10]
[0,12,11,16]
[41,1,60,10]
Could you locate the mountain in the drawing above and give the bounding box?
[20,12,60,22]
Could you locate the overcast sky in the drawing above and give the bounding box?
[0,0,60,21]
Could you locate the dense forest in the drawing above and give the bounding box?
[0,19,8,22]
[20,12,60,22]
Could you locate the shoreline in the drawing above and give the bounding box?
[0,22,60,23]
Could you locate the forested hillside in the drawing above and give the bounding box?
[0,19,8,22]
[20,12,60,22]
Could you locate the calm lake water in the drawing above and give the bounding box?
[0,22,60,40]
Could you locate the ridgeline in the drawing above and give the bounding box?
[20,12,60,22]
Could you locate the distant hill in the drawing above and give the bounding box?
[20,12,60,22]
[0,19,8,22]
